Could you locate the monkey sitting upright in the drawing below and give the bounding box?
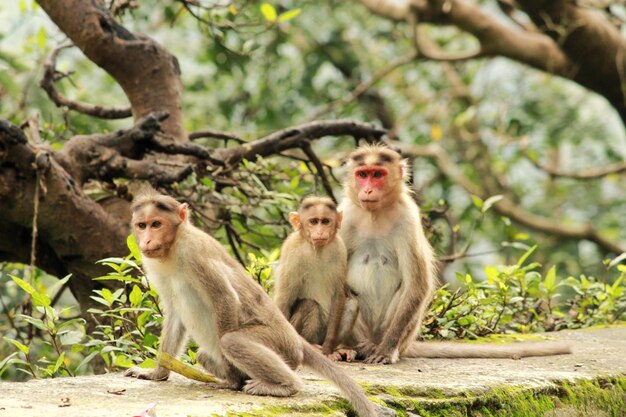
[124,189,378,417]
[274,196,357,361]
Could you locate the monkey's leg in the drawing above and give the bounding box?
[220,328,303,397]
[289,299,326,345]
[196,348,246,390]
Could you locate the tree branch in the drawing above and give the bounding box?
[36,0,185,139]
[214,119,386,166]
[41,44,132,119]
[393,141,625,254]
[526,155,626,180]
[358,0,572,76]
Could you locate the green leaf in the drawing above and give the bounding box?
[471,195,484,210]
[101,288,114,306]
[544,265,557,290]
[516,245,537,267]
[75,351,99,373]
[4,337,29,355]
[10,275,51,307]
[37,26,47,49]
[260,3,277,22]
[60,330,84,346]
[278,8,301,22]
[127,234,142,262]
[129,285,143,308]
[115,355,135,368]
[53,352,65,373]
[49,274,72,297]
[17,315,47,331]
[485,266,499,283]
[138,358,157,368]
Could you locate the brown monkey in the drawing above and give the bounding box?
[339,144,571,364]
[274,197,357,361]
[124,189,379,417]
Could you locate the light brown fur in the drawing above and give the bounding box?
[340,144,571,363]
[274,197,357,361]
[124,189,379,417]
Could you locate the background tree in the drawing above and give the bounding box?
[1,0,625,376]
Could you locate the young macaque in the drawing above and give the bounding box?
[124,189,378,417]
[274,197,357,361]
[339,144,571,364]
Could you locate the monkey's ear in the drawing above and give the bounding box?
[336,211,344,229]
[288,212,301,230]
[178,203,189,222]
[400,159,408,179]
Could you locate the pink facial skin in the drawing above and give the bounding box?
[355,166,389,208]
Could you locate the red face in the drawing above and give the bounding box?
[354,166,388,209]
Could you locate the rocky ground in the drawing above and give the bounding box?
[1,326,625,417]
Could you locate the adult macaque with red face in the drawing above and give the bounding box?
[124,189,380,417]
[340,144,571,364]
[274,197,358,361]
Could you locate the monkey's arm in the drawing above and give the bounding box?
[189,259,242,336]
[125,311,187,380]
[273,246,305,319]
[367,246,432,364]
[321,287,346,355]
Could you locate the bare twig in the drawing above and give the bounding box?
[301,142,337,203]
[40,44,132,119]
[308,54,417,121]
[189,129,245,144]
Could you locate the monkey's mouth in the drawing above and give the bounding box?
[142,248,163,258]
[312,239,328,246]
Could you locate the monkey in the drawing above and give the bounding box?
[123,189,379,417]
[339,143,572,364]
[274,196,358,361]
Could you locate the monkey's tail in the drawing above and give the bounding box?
[301,343,378,417]
[403,340,572,359]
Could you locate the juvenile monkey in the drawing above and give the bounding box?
[340,144,571,364]
[124,189,378,417]
[274,197,357,361]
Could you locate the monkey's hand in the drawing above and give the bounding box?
[363,346,399,365]
[124,366,170,381]
[355,340,376,358]
[330,348,357,362]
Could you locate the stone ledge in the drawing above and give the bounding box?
[1,326,625,417]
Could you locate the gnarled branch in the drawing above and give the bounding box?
[41,44,132,119]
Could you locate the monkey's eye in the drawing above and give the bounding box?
[373,171,383,178]
[357,171,368,178]
[310,219,319,225]
[151,221,162,228]
[137,222,147,230]
[321,218,331,225]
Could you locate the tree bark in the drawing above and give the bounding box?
[35,0,185,139]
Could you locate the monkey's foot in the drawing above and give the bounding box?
[207,379,243,391]
[243,379,299,397]
[124,366,169,381]
[364,348,400,365]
